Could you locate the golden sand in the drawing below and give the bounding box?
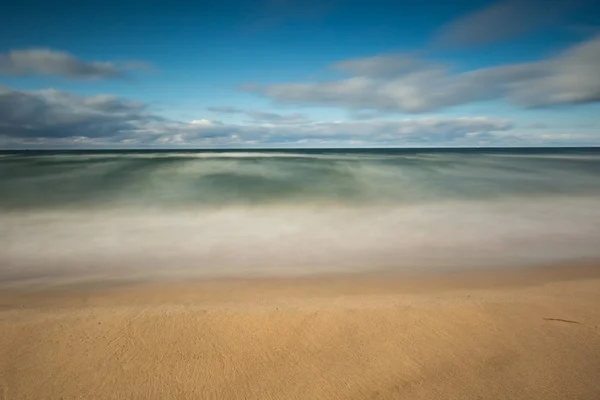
[1,262,600,399]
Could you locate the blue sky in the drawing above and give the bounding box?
[0,0,599,148]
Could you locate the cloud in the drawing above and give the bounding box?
[432,0,587,48]
[0,49,153,80]
[190,119,219,126]
[525,122,549,129]
[0,85,517,148]
[152,116,514,148]
[348,110,388,120]
[244,34,600,113]
[333,54,425,79]
[207,106,244,114]
[0,85,157,140]
[209,106,310,124]
[245,110,310,124]
[255,117,513,144]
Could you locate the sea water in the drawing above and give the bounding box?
[1,148,599,286]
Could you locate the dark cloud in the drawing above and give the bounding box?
[0,86,155,140]
[432,0,587,48]
[0,49,153,80]
[244,34,600,113]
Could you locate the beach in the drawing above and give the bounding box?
[2,149,600,399]
[2,261,600,400]
[2,0,600,393]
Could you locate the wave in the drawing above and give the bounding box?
[1,198,599,286]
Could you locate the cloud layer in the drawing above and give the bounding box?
[0,85,519,147]
[244,34,600,113]
[0,49,152,80]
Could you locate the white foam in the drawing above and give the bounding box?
[2,197,600,287]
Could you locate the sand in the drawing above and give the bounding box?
[1,262,600,399]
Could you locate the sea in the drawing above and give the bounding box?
[1,148,600,287]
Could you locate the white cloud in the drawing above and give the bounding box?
[0,48,153,80]
[244,34,600,113]
[190,119,216,126]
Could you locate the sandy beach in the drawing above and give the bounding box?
[1,262,600,400]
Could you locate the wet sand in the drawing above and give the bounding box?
[1,261,600,399]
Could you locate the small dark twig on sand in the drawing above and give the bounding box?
[543,318,581,324]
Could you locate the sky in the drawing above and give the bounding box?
[0,0,599,148]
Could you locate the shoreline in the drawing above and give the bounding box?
[1,258,599,308]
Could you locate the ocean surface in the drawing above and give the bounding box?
[1,148,600,287]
